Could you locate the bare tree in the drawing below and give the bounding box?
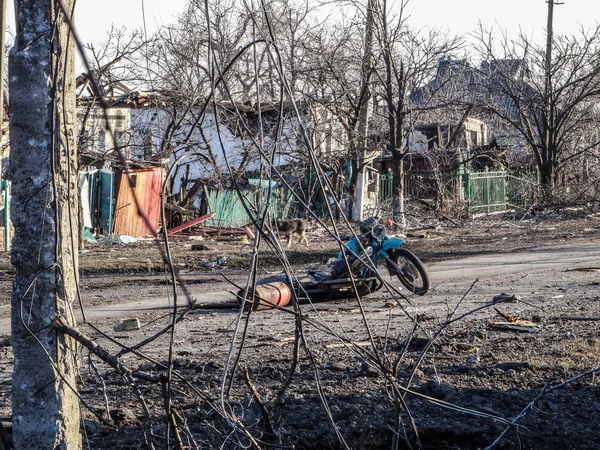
[300,6,376,217]
[9,0,81,448]
[372,0,463,223]
[472,24,600,198]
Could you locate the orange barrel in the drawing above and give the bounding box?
[238,281,292,311]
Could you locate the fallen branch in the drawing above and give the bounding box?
[242,367,277,441]
[325,340,372,349]
[52,315,159,383]
[494,308,518,322]
[117,305,195,356]
[485,367,600,450]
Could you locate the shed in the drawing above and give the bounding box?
[113,167,164,237]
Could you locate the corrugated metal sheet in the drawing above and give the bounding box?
[113,167,163,237]
[79,169,115,235]
[207,184,301,228]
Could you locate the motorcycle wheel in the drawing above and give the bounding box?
[386,248,430,296]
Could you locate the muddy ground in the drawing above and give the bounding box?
[0,208,599,449]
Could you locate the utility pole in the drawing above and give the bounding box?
[9,0,82,448]
[352,0,375,221]
[544,0,563,101]
[543,0,562,192]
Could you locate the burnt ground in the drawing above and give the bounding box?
[0,209,599,449]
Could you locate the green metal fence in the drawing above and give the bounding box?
[378,168,539,214]
[464,171,507,212]
[206,184,301,228]
[380,169,461,201]
[379,169,393,200]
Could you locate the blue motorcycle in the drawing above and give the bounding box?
[254,213,430,306]
[328,213,430,297]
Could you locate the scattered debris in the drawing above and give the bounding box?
[360,362,379,377]
[416,380,455,400]
[328,362,350,372]
[168,212,216,236]
[466,354,480,364]
[452,343,479,354]
[325,340,371,349]
[113,318,141,332]
[493,292,521,302]
[82,229,97,243]
[489,321,538,333]
[494,307,519,322]
[119,235,137,244]
[407,336,431,351]
[566,267,600,272]
[203,256,228,269]
[191,243,210,251]
[489,307,538,332]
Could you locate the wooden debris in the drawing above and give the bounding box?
[488,321,537,333]
[494,307,519,322]
[168,212,216,235]
[245,226,255,239]
[325,340,371,349]
[566,267,600,272]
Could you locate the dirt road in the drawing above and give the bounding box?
[0,217,599,449]
[1,240,595,334]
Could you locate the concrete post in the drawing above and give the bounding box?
[9,0,82,448]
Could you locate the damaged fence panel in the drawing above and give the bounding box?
[113,167,163,237]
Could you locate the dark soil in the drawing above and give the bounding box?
[1,209,600,449]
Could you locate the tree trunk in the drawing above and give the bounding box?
[539,161,555,198]
[9,1,81,449]
[347,158,358,218]
[391,150,405,227]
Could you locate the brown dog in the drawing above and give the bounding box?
[274,218,309,247]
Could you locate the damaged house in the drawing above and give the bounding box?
[77,79,347,233]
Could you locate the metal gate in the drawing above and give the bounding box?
[464,171,507,213]
[507,171,539,209]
